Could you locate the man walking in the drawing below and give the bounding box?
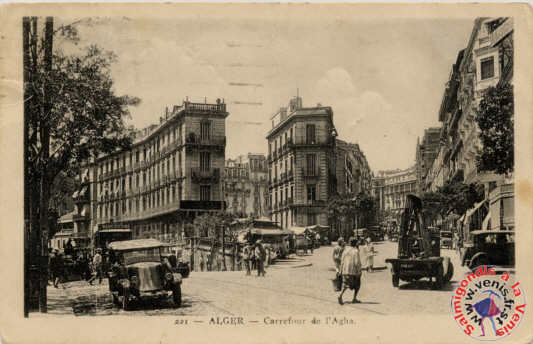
[88,249,103,285]
[254,240,266,277]
[338,237,363,305]
[332,238,345,291]
[243,243,252,276]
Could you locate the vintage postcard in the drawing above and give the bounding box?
[0,3,532,344]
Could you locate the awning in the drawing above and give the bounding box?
[250,228,293,236]
[290,226,309,235]
[482,212,491,230]
[97,229,131,233]
[53,230,73,238]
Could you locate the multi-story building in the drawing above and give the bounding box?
[421,18,514,232]
[373,167,417,220]
[266,96,337,229]
[85,99,228,244]
[425,17,513,193]
[335,140,373,196]
[224,153,268,218]
[415,127,441,194]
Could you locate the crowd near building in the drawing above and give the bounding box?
[223,154,269,218]
[416,17,514,232]
[266,96,373,230]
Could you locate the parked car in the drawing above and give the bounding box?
[460,230,515,270]
[440,231,453,249]
[107,239,186,310]
[368,226,385,242]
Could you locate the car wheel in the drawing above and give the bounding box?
[433,264,444,290]
[112,293,119,305]
[173,284,182,308]
[469,256,488,270]
[444,262,454,283]
[392,274,399,288]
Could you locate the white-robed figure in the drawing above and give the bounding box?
[362,237,375,272]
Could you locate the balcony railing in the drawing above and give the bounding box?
[191,168,220,184]
[183,102,227,113]
[301,167,320,178]
[288,136,334,147]
[185,135,226,146]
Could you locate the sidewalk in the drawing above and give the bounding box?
[269,253,313,269]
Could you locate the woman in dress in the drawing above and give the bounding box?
[338,237,363,305]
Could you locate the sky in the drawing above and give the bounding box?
[59,15,474,172]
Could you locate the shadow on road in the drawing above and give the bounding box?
[398,280,456,292]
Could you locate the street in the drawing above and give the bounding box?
[43,241,468,317]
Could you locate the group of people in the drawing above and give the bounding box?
[242,240,268,277]
[48,247,105,288]
[332,237,375,305]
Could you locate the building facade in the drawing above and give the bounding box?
[224,153,268,218]
[335,140,373,196]
[424,17,513,194]
[266,96,337,229]
[372,167,417,219]
[85,100,228,244]
[415,127,441,194]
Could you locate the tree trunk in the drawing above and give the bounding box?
[23,16,31,318]
[37,17,54,313]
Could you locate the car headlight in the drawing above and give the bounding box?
[165,272,173,281]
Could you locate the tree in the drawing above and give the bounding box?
[476,83,514,175]
[421,181,485,225]
[24,17,139,313]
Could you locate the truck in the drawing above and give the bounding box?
[385,195,454,289]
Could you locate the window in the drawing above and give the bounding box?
[307,213,317,226]
[200,121,211,141]
[306,153,317,175]
[200,185,211,201]
[200,152,211,171]
[178,185,182,201]
[481,56,495,80]
[307,184,317,202]
[306,124,316,144]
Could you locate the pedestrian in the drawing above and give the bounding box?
[332,238,345,291]
[206,251,212,271]
[242,243,252,276]
[254,240,266,277]
[88,249,103,285]
[364,237,375,273]
[338,237,363,305]
[308,233,314,254]
[53,251,65,288]
[199,252,205,272]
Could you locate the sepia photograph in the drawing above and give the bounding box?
[1,4,532,344]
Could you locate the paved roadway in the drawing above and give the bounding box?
[43,241,468,317]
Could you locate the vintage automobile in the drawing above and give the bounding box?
[107,239,185,310]
[440,231,453,249]
[368,226,385,242]
[460,230,515,270]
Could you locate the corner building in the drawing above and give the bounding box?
[88,100,228,243]
[266,97,337,229]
